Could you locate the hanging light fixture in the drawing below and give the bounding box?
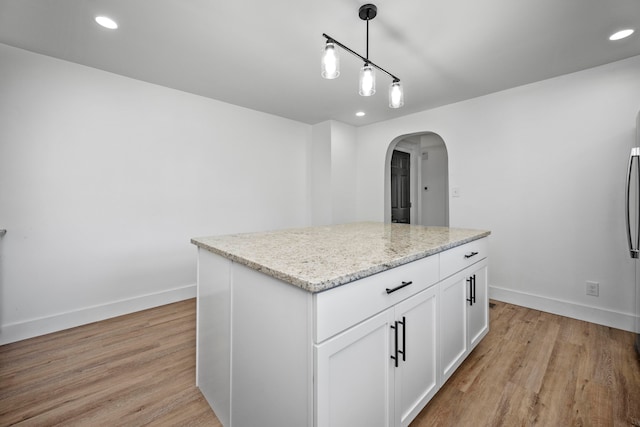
[389,79,404,108]
[321,3,404,108]
[321,39,340,79]
[359,63,375,96]
[358,5,376,97]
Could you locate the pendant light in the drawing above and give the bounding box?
[389,79,404,108]
[359,63,375,96]
[321,4,404,108]
[359,6,376,96]
[321,39,340,79]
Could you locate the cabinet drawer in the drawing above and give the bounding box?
[439,237,488,280]
[314,254,439,343]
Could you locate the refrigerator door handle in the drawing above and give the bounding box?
[626,147,640,258]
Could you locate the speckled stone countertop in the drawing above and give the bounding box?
[192,222,490,293]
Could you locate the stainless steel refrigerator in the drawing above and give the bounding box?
[625,111,640,355]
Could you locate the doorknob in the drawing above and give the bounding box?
[0,229,6,237]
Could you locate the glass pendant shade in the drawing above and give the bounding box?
[321,41,340,79]
[389,80,404,108]
[359,63,376,96]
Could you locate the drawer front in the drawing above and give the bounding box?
[314,254,439,343]
[439,237,488,280]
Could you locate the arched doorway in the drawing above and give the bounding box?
[384,132,449,226]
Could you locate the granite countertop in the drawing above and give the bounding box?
[191,222,490,293]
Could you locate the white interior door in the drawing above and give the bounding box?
[421,146,448,226]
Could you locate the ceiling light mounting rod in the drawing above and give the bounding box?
[320,3,404,108]
[364,6,370,62]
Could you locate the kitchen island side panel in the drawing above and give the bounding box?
[196,249,231,426]
[230,263,313,427]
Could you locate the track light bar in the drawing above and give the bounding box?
[320,4,404,108]
[321,33,400,83]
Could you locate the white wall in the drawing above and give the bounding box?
[0,44,311,344]
[309,120,357,225]
[330,121,357,224]
[356,55,640,332]
[3,42,639,344]
[310,122,332,225]
[420,136,448,227]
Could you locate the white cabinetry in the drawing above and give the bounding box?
[196,249,231,426]
[315,254,439,427]
[196,237,489,427]
[315,285,438,427]
[467,262,489,349]
[393,285,439,427]
[315,310,394,427]
[439,269,468,382]
[197,252,311,427]
[439,237,489,384]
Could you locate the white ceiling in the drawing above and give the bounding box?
[1,0,639,126]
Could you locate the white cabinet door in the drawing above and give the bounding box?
[316,285,440,427]
[393,285,439,427]
[439,271,467,383]
[439,258,489,385]
[467,261,489,349]
[315,309,394,427]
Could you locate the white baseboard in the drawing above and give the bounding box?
[0,284,197,345]
[3,284,634,345]
[489,285,638,333]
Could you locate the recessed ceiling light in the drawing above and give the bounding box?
[356,111,366,117]
[609,29,634,41]
[95,16,118,30]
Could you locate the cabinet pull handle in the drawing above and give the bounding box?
[464,251,479,259]
[466,276,474,306]
[386,281,413,294]
[390,321,399,367]
[472,274,477,304]
[398,316,406,362]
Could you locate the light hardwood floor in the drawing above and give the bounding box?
[1,299,639,426]
[0,299,219,426]
[411,302,640,426]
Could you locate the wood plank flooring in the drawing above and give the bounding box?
[0,299,219,426]
[411,301,640,427]
[1,299,638,426]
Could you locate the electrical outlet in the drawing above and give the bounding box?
[586,281,599,297]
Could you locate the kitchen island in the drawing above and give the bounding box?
[192,222,491,427]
